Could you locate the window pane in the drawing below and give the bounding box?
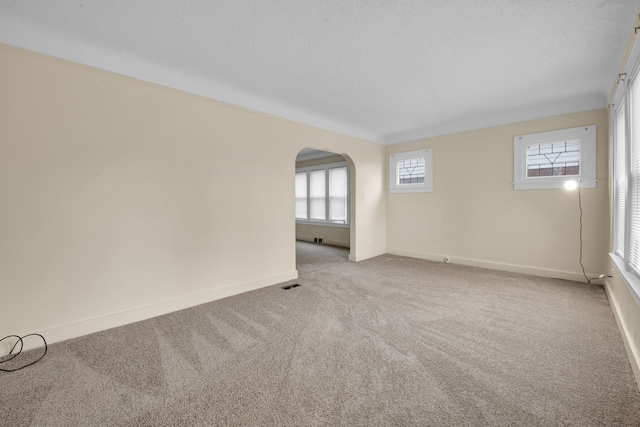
[397,158,425,184]
[629,77,640,274]
[615,102,626,257]
[329,167,347,223]
[295,172,307,220]
[309,170,326,220]
[526,141,580,177]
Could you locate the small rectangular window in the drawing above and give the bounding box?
[513,125,596,190]
[389,149,433,193]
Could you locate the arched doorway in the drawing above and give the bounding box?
[294,148,355,275]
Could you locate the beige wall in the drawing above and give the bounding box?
[295,224,350,248]
[0,44,386,346]
[386,109,610,281]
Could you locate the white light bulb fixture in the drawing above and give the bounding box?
[564,180,578,191]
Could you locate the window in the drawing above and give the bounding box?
[614,101,626,258]
[295,161,349,226]
[526,140,580,177]
[309,170,326,221]
[629,69,640,279]
[611,37,640,305]
[295,172,307,220]
[389,149,433,193]
[513,125,596,190]
[329,167,348,223]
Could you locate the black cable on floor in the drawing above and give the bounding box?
[578,182,591,284]
[0,334,47,372]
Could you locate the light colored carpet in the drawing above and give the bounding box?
[2,241,639,426]
[296,240,349,276]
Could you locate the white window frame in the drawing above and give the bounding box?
[389,149,433,193]
[610,30,640,307]
[513,125,597,190]
[295,161,350,228]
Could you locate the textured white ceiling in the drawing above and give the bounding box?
[1,1,638,144]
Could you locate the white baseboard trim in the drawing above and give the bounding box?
[386,248,595,283]
[296,236,350,248]
[349,247,385,262]
[296,238,382,262]
[604,280,640,391]
[23,270,298,351]
[325,239,350,248]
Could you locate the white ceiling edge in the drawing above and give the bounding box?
[0,17,385,144]
[385,92,608,145]
[0,14,615,147]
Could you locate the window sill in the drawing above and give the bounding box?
[389,185,433,194]
[296,220,350,229]
[513,178,597,190]
[610,253,640,307]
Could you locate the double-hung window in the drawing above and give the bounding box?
[295,161,349,226]
[611,34,640,305]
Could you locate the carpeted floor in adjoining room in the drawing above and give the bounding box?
[295,240,350,276]
[2,241,640,426]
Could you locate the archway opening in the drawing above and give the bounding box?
[294,148,355,275]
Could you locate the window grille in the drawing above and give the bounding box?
[397,158,425,184]
[526,141,580,177]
